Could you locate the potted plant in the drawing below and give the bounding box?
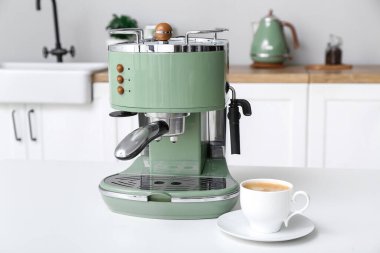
[106,14,138,45]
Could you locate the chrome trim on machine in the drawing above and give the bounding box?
[171,190,239,203]
[146,113,189,138]
[100,188,148,201]
[251,52,290,59]
[185,28,228,44]
[109,28,228,53]
[99,187,239,203]
[109,37,228,53]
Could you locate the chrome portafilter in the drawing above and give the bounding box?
[114,121,169,160]
[146,113,190,143]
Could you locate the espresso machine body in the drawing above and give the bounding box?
[109,49,226,113]
[99,26,251,219]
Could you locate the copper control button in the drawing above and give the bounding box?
[116,64,124,73]
[117,75,124,84]
[117,86,124,95]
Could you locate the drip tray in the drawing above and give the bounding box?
[99,157,239,218]
[103,174,234,192]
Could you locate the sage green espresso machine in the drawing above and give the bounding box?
[99,23,252,219]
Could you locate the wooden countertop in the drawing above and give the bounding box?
[308,65,380,83]
[92,71,108,83]
[227,65,308,83]
[92,65,380,84]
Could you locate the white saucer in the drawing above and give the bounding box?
[217,210,315,242]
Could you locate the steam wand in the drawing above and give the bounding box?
[226,82,252,154]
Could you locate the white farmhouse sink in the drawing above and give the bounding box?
[0,62,107,104]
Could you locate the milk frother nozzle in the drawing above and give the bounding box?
[227,84,252,155]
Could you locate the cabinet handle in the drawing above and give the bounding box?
[11,110,22,142]
[27,109,37,142]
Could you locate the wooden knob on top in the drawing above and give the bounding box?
[155,23,173,41]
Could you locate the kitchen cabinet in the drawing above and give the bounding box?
[39,84,116,161]
[225,83,308,167]
[307,84,380,169]
[0,105,27,159]
[0,84,118,162]
[0,104,42,160]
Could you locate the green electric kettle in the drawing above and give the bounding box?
[250,10,300,66]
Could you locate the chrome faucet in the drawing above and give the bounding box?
[36,0,75,62]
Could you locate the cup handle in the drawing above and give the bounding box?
[284,191,310,227]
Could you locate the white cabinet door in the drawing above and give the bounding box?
[39,84,117,161]
[0,105,27,160]
[0,105,10,159]
[226,83,308,167]
[308,84,380,169]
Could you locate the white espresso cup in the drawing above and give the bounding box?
[240,179,310,234]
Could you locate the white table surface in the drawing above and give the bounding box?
[0,160,379,253]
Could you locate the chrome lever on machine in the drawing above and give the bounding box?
[114,121,169,160]
[109,28,145,43]
[226,82,252,155]
[185,28,228,44]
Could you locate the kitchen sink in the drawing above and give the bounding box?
[0,62,107,104]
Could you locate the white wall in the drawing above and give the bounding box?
[1,0,379,65]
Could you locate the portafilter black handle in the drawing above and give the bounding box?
[227,84,252,155]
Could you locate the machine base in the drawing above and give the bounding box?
[99,157,239,219]
[101,195,238,219]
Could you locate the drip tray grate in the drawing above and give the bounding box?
[104,174,230,191]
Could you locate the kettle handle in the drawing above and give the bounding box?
[282,21,300,49]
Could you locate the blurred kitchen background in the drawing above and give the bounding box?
[1,0,380,65]
[1,0,380,171]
